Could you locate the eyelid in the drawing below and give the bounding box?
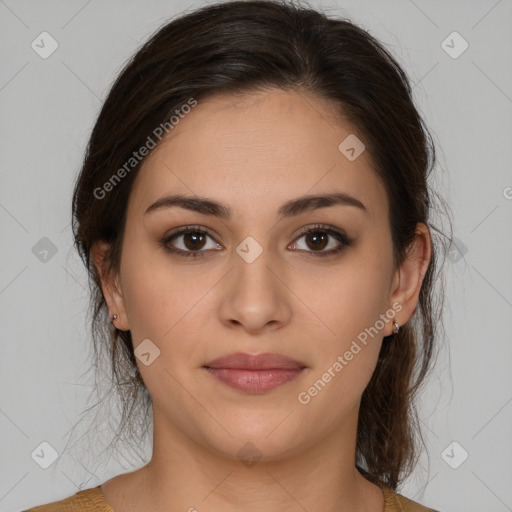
[165,224,219,240]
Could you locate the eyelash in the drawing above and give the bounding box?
[160,224,353,260]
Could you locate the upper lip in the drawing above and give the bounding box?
[203,352,307,370]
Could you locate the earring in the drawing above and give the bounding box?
[111,314,118,324]
[392,320,400,335]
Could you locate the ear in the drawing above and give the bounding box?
[90,241,129,331]
[387,223,432,336]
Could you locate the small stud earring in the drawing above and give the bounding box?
[111,314,118,324]
[392,320,400,335]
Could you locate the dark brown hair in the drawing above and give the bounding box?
[71,0,448,489]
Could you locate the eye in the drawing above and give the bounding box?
[161,225,221,259]
[160,223,353,259]
[289,224,353,258]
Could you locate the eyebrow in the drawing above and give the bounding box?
[144,192,367,218]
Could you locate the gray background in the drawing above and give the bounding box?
[1,0,511,511]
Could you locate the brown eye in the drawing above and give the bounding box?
[182,231,207,250]
[290,224,353,258]
[161,226,222,258]
[304,231,329,251]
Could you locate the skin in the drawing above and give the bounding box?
[92,88,431,512]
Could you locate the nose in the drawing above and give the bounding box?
[217,246,293,335]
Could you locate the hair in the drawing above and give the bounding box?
[70,0,449,490]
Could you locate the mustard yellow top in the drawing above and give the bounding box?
[24,484,440,511]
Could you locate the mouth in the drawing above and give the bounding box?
[202,352,307,394]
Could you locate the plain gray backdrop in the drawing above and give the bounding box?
[1,1,511,511]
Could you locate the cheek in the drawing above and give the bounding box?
[291,243,392,404]
[294,247,392,346]
[294,273,385,426]
[118,236,171,345]
[121,266,170,341]
[119,242,212,367]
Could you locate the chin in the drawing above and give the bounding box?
[192,412,313,464]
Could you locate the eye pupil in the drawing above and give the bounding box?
[184,232,206,250]
[306,231,328,250]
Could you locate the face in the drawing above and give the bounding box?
[98,88,425,463]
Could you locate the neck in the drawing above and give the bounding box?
[131,405,384,512]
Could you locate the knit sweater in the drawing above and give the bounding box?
[24,484,440,511]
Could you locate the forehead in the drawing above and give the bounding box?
[127,88,387,223]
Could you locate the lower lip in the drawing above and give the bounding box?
[204,367,305,393]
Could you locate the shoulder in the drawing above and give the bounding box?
[24,486,114,512]
[381,484,441,512]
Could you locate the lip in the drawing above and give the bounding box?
[204,352,306,370]
[203,352,307,394]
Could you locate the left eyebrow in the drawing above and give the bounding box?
[144,192,367,218]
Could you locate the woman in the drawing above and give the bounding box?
[26,0,445,510]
